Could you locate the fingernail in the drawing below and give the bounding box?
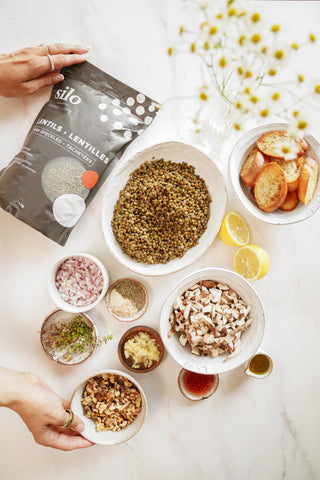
[54,74,64,82]
[85,46,92,50]
[81,55,89,59]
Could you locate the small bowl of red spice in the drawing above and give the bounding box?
[47,253,109,313]
[178,369,219,401]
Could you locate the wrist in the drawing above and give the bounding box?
[0,367,27,409]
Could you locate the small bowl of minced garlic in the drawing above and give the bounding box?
[118,326,164,373]
[105,278,148,322]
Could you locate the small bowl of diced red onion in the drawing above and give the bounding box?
[47,253,109,313]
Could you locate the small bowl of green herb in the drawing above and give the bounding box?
[40,309,105,365]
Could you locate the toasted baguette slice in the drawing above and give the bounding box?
[270,155,304,192]
[240,148,269,187]
[256,130,308,160]
[254,162,288,212]
[279,190,298,211]
[298,157,319,205]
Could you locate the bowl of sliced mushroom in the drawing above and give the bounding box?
[159,267,265,374]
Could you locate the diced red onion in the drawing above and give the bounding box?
[55,256,104,307]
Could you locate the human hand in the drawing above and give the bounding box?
[0,43,89,98]
[3,368,93,450]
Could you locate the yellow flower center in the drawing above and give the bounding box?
[298,121,307,129]
[251,13,260,22]
[298,74,304,83]
[251,34,261,44]
[260,109,269,117]
[271,25,280,33]
[291,43,299,50]
[282,147,290,154]
[250,96,258,104]
[238,35,246,46]
[209,25,218,35]
[191,43,196,53]
[237,66,243,75]
[272,92,280,100]
[234,123,241,130]
[315,85,320,94]
[228,8,237,16]
[310,34,316,42]
[274,50,284,60]
[268,69,277,76]
[168,47,173,56]
[219,57,226,68]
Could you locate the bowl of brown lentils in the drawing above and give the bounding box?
[101,141,227,276]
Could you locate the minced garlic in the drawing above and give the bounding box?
[124,332,160,368]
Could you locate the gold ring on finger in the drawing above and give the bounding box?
[62,409,74,428]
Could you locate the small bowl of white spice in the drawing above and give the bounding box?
[105,278,148,322]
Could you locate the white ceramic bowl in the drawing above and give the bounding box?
[159,267,265,375]
[71,369,147,445]
[229,122,320,224]
[101,141,227,276]
[47,253,109,313]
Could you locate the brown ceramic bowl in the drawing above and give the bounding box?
[118,325,164,373]
[40,309,98,366]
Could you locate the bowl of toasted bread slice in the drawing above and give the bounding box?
[229,123,320,224]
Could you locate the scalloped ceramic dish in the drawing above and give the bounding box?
[159,267,265,375]
[71,369,147,445]
[229,122,320,224]
[101,141,227,276]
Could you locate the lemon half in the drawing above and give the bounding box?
[218,212,250,246]
[233,245,270,281]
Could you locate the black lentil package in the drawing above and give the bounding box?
[0,61,158,245]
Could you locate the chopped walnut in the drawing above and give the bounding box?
[81,374,142,432]
[168,280,253,360]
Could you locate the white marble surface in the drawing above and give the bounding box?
[0,1,320,479]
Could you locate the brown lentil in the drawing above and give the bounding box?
[111,159,211,264]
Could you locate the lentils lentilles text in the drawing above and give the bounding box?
[111,159,211,264]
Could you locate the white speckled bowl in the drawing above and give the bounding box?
[101,141,227,276]
[229,122,320,224]
[71,369,147,445]
[160,267,265,375]
[47,253,109,313]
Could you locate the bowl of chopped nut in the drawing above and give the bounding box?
[71,370,147,445]
[160,267,265,374]
[118,325,164,373]
[229,122,320,225]
[101,141,227,276]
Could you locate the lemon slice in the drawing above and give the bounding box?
[218,212,250,246]
[233,245,270,281]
